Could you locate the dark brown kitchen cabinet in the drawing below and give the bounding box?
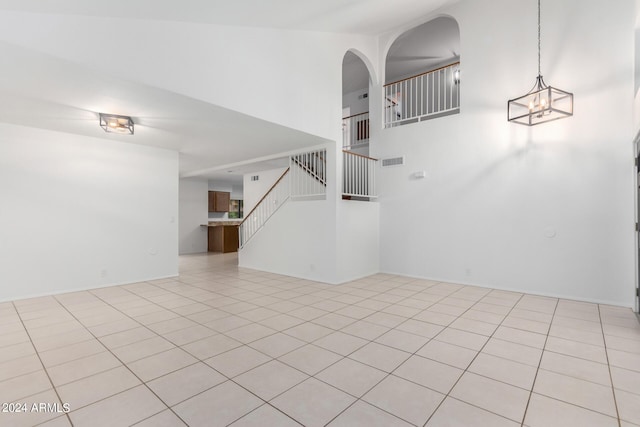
[208,225,239,253]
[208,191,230,212]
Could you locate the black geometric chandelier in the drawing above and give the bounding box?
[508,0,573,126]
[99,113,134,135]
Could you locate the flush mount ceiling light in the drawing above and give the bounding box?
[99,113,134,135]
[507,0,573,126]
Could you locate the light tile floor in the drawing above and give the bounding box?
[1,252,640,426]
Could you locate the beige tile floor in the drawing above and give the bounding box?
[1,252,640,426]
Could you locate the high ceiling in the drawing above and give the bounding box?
[0,0,456,34]
[0,39,328,179]
[0,0,457,182]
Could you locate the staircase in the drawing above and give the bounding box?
[290,150,327,199]
[239,167,290,248]
[240,149,327,248]
[239,147,378,248]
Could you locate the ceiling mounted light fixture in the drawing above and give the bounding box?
[99,113,134,135]
[507,0,573,126]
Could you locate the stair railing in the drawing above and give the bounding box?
[342,112,370,149]
[239,168,290,248]
[384,61,460,128]
[239,149,327,248]
[343,150,378,199]
[290,149,327,198]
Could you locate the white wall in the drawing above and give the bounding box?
[230,184,243,200]
[336,200,380,282]
[243,167,288,214]
[0,124,178,302]
[179,178,208,254]
[239,147,380,284]
[5,1,631,306]
[207,181,232,193]
[371,0,636,306]
[238,200,338,283]
[239,143,340,283]
[342,88,369,116]
[0,9,384,288]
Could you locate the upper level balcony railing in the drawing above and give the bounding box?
[342,111,370,149]
[384,61,460,128]
[343,150,377,199]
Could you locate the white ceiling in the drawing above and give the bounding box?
[386,16,460,83]
[204,158,290,186]
[0,0,457,182]
[0,0,456,34]
[0,40,329,180]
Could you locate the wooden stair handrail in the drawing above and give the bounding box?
[342,111,370,120]
[291,156,326,186]
[384,61,460,87]
[296,151,327,164]
[343,150,378,161]
[240,167,290,226]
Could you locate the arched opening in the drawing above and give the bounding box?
[342,51,376,201]
[384,16,460,128]
[342,51,371,156]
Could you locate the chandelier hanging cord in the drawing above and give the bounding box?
[506,0,573,125]
[529,0,545,94]
[537,0,541,77]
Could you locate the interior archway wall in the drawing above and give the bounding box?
[383,15,460,85]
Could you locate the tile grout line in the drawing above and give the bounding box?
[219,280,459,426]
[223,402,303,427]
[51,277,333,425]
[6,256,637,427]
[10,300,74,427]
[97,280,308,419]
[120,271,446,364]
[517,305,627,423]
[519,298,559,427]
[598,304,622,427]
[47,276,516,426]
[222,294,437,425]
[265,281,467,426]
[50,292,191,427]
[422,292,529,427]
[323,286,527,426]
[192,260,634,424]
